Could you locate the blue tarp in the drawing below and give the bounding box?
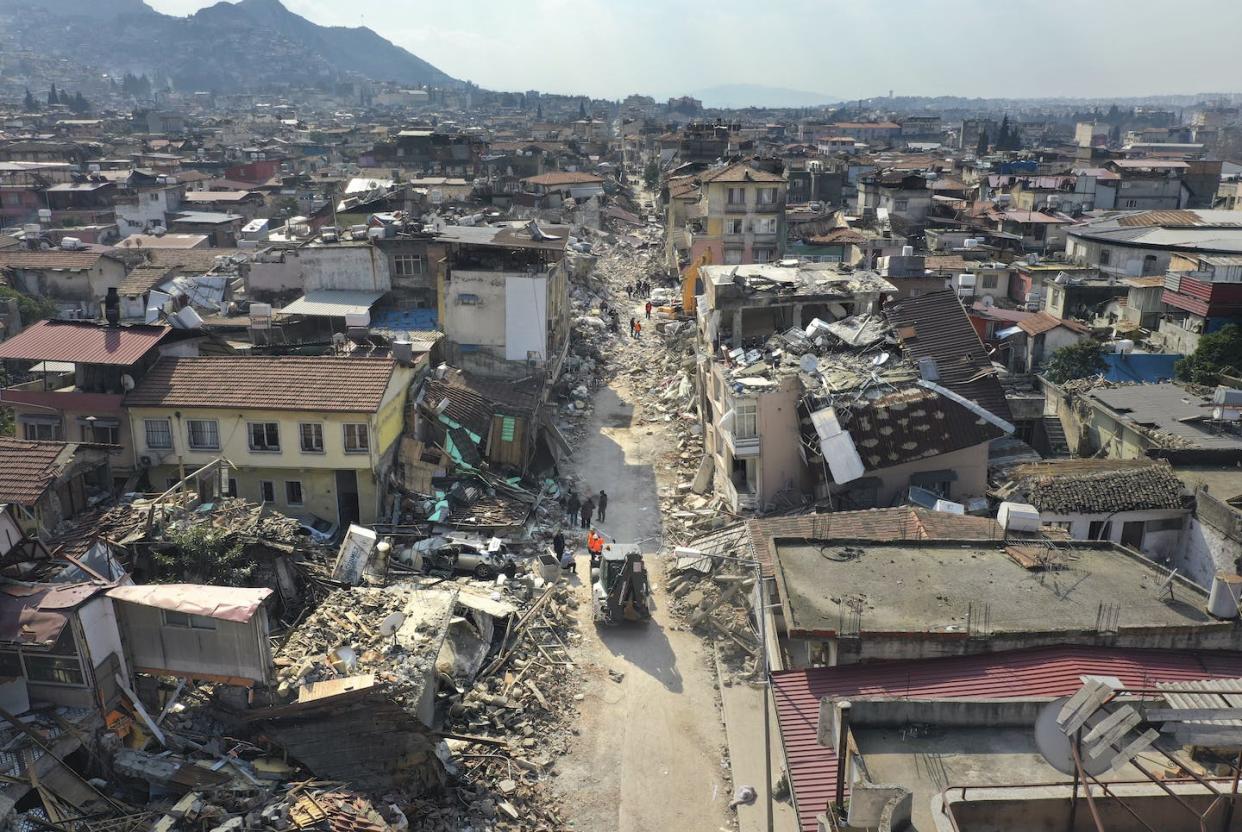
[1102,353,1182,383]
[370,308,439,335]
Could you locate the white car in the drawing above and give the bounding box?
[296,515,339,545]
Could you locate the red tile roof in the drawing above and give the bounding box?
[0,320,170,366]
[124,356,397,413]
[521,172,603,186]
[0,438,70,506]
[774,646,1242,832]
[0,250,118,270]
[1017,311,1090,336]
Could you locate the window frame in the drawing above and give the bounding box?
[299,422,324,454]
[259,480,275,503]
[23,421,61,442]
[726,187,746,205]
[393,253,424,276]
[247,422,281,453]
[734,400,758,439]
[285,480,304,506]
[343,423,370,454]
[185,418,220,451]
[757,187,778,205]
[144,418,173,450]
[163,610,217,631]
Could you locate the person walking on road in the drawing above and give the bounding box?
[580,495,595,529]
[645,300,653,320]
[633,320,642,339]
[597,489,608,522]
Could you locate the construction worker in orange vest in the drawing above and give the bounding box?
[587,529,605,568]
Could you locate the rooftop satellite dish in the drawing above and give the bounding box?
[120,374,135,392]
[872,351,891,367]
[378,612,405,638]
[1035,695,1114,777]
[799,354,819,374]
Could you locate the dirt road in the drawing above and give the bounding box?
[553,357,731,830]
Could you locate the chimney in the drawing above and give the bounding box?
[104,287,120,326]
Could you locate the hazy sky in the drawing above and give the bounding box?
[146,0,1242,101]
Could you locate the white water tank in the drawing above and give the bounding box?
[998,502,1041,533]
[1208,573,1242,619]
[902,245,914,256]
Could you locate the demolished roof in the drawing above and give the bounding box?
[1016,311,1090,336]
[994,458,1186,515]
[0,438,81,507]
[0,582,106,647]
[885,289,1012,422]
[805,385,1007,475]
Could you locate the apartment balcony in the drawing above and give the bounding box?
[725,202,749,213]
[720,475,759,512]
[752,199,786,214]
[722,426,761,458]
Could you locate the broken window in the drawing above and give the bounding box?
[285,480,304,506]
[144,418,172,450]
[248,422,280,452]
[163,610,217,630]
[726,218,744,235]
[300,422,324,453]
[344,423,370,454]
[23,629,84,687]
[186,419,220,450]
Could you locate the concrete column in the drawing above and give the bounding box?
[793,303,804,330]
[731,309,744,343]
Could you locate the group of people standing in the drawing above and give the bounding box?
[626,280,654,298]
[563,489,608,528]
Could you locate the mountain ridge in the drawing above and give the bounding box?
[0,0,457,92]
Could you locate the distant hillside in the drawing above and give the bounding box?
[693,84,835,109]
[0,0,456,92]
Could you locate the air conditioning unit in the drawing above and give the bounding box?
[138,452,164,467]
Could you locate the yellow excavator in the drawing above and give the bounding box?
[680,250,712,317]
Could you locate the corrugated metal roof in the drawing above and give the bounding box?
[884,290,1013,423]
[773,646,1242,832]
[0,320,170,365]
[107,584,272,623]
[278,290,384,318]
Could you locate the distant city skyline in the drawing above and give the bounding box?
[146,0,1242,103]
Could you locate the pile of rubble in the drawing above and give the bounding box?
[664,552,762,679]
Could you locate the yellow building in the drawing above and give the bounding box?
[689,161,787,267]
[124,355,413,528]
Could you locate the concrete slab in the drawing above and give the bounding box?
[716,654,799,832]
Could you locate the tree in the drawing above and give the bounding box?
[69,91,89,114]
[997,115,1011,149]
[155,523,256,584]
[643,159,661,190]
[975,129,989,156]
[0,285,59,327]
[1043,339,1107,384]
[578,98,587,118]
[22,88,36,111]
[1175,324,1242,386]
[46,84,58,107]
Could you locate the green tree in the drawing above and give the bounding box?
[46,84,58,107]
[155,523,256,584]
[0,285,59,326]
[22,88,36,111]
[1175,324,1242,386]
[69,91,89,114]
[975,129,989,156]
[643,159,661,190]
[1043,339,1107,384]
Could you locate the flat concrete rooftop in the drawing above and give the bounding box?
[773,540,1213,637]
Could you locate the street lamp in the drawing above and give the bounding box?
[671,545,775,832]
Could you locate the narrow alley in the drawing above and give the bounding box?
[552,252,732,831]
